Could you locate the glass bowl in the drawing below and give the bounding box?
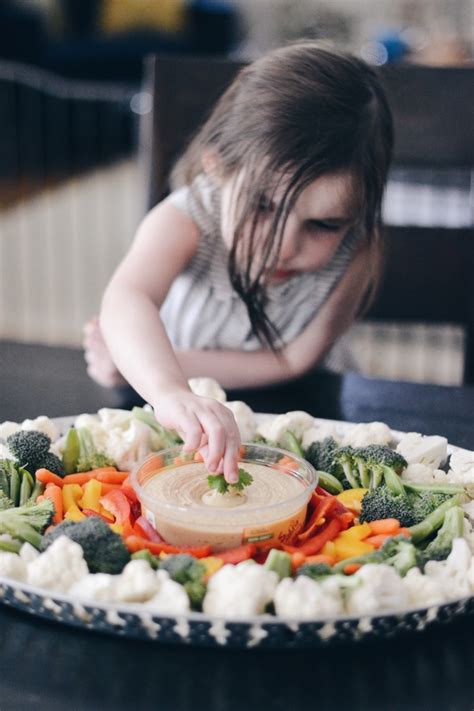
[131,443,317,552]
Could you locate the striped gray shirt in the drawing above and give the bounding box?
[161,175,360,368]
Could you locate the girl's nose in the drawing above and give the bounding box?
[279,219,299,263]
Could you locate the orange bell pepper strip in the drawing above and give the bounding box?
[99,489,131,525]
[298,518,342,556]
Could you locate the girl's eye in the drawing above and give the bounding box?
[307,220,342,233]
[257,195,275,214]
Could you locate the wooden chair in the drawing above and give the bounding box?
[140,54,474,383]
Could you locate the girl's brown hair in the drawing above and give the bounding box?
[171,42,393,347]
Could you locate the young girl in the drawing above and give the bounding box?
[85,42,393,483]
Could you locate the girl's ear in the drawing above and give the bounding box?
[201,148,223,182]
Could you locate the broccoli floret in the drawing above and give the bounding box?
[131,549,160,569]
[418,506,465,562]
[41,452,65,478]
[160,553,207,610]
[360,481,462,527]
[378,535,420,576]
[76,428,115,472]
[43,517,130,573]
[296,563,333,580]
[306,437,340,474]
[360,486,419,526]
[0,498,54,548]
[352,445,407,489]
[6,431,51,474]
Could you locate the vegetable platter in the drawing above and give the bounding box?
[1,381,474,649]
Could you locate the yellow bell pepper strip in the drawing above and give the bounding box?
[333,537,374,562]
[62,484,83,512]
[79,479,102,512]
[64,503,86,522]
[110,523,124,535]
[200,556,224,579]
[336,488,368,514]
[321,540,337,558]
[336,522,372,541]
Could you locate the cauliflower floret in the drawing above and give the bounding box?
[0,443,14,460]
[0,421,22,440]
[188,378,226,403]
[19,542,40,564]
[27,537,89,593]
[424,538,472,599]
[274,574,344,619]
[301,423,341,449]
[69,573,119,602]
[396,432,448,469]
[446,449,474,496]
[113,560,159,602]
[256,411,314,446]
[345,564,408,615]
[203,562,278,619]
[73,416,109,453]
[401,463,449,486]
[402,567,446,607]
[98,408,134,431]
[0,552,27,582]
[224,401,256,442]
[21,416,58,443]
[144,570,190,614]
[341,422,392,447]
[105,420,151,471]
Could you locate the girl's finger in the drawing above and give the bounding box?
[223,440,240,484]
[179,413,204,452]
[199,414,226,472]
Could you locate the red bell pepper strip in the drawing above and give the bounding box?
[133,515,164,543]
[298,496,338,542]
[99,489,131,525]
[215,544,257,565]
[121,475,139,504]
[298,518,342,555]
[82,508,114,523]
[125,535,212,559]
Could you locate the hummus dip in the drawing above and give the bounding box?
[141,461,308,550]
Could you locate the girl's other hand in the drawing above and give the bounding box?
[83,317,128,388]
[153,391,240,484]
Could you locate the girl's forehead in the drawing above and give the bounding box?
[273,171,357,219]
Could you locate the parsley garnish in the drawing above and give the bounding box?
[207,468,253,494]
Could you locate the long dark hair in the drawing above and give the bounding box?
[171,42,394,348]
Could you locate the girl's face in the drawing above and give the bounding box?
[220,171,357,282]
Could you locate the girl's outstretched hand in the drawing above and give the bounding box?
[152,391,241,484]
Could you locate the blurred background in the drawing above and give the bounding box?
[1,0,473,419]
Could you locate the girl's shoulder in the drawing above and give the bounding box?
[165,174,221,240]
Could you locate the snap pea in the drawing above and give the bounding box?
[9,467,20,506]
[62,427,80,474]
[28,479,45,503]
[19,468,34,506]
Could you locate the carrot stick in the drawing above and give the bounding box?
[299,518,342,555]
[96,470,129,484]
[44,484,63,524]
[367,518,401,536]
[125,535,212,559]
[35,469,65,488]
[344,563,362,575]
[100,483,122,495]
[365,534,391,549]
[291,551,306,571]
[62,473,94,485]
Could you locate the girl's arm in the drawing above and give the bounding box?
[175,243,373,388]
[100,200,241,481]
[282,242,374,376]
